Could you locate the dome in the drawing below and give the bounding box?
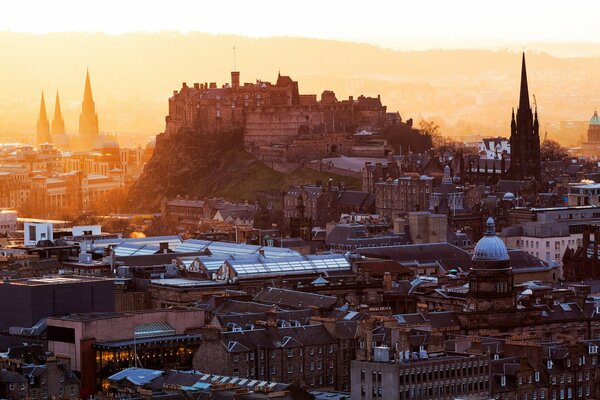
[472,217,510,262]
[502,192,516,200]
[591,110,600,126]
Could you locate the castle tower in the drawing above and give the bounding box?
[78,69,99,144]
[466,217,515,312]
[51,91,65,135]
[36,91,51,144]
[509,53,541,181]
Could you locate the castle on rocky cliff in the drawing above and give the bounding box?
[165,71,406,171]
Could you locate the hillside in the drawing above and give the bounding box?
[126,128,360,212]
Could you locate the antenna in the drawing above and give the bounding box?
[233,46,237,71]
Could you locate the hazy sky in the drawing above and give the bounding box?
[2,0,599,49]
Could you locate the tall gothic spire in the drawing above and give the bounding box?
[83,69,94,106]
[79,69,99,140]
[51,91,65,135]
[37,91,51,144]
[519,52,530,111]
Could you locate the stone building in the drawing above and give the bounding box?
[351,351,491,400]
[466,217,515,312]
[164,71,390,168]
[194,322,339,391]
[578,110,600,156]
[374,175,434,220]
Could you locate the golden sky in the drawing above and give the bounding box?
[2,0,599,49]
[1,1,599,146]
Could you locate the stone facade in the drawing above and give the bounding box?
[164,71,389,168]
[375,175,434,220]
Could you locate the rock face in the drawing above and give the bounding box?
[127,128,249,212]
[127,127,363,212]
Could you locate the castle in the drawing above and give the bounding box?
[164,71,403,171]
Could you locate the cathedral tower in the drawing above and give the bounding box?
[78,69,99,144]
[509,53,541,181]
[36,91,51,144]
[51,91,65,135]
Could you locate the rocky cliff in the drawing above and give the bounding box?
[126,128,360,212]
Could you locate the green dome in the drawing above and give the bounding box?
[591,110,600,126]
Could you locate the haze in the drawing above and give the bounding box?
[1,1,600,146]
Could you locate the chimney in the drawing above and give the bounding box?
[193,83,200,89]
[231,71,240,89]
[209,82,217,89]
[265,306,278,327]
[393,218,405,234]
[383,272,392,291]
[159,242,169,253]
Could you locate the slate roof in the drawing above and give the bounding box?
[219,324,336,353]
[253,287,337,309]
[356,243,471,272]
[326,224,410,248]
[0,369,27,383]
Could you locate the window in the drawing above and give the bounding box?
[287,364,293,374]
[288,349,293,358]
[535,371,540,382]
[233,355,240,362]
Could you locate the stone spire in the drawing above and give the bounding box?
[36,91,51,144]
[79,69,99,140]
[51,91,65,135]
[519,52,530,111]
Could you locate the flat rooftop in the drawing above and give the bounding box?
[1,275,113,287]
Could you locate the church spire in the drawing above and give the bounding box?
[79,69,99,143]
[51,91,65,135]
[37,91,51,144]
[83,68,94,106]
[519,52,530,111]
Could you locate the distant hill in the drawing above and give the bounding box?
[1,32,600,146]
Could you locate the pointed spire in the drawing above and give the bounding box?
[38,91,48,122]
[37,91,51,144]
[79,69,99,141]
[519,52,530,110]
[51,91,65,135]
[83,68,94,105]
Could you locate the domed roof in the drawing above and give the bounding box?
[591,110,600,126]
[472,217,509,262]
[503,192,516,200]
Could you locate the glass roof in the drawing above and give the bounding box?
[173,239,301,258]
[224,254,351,279]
